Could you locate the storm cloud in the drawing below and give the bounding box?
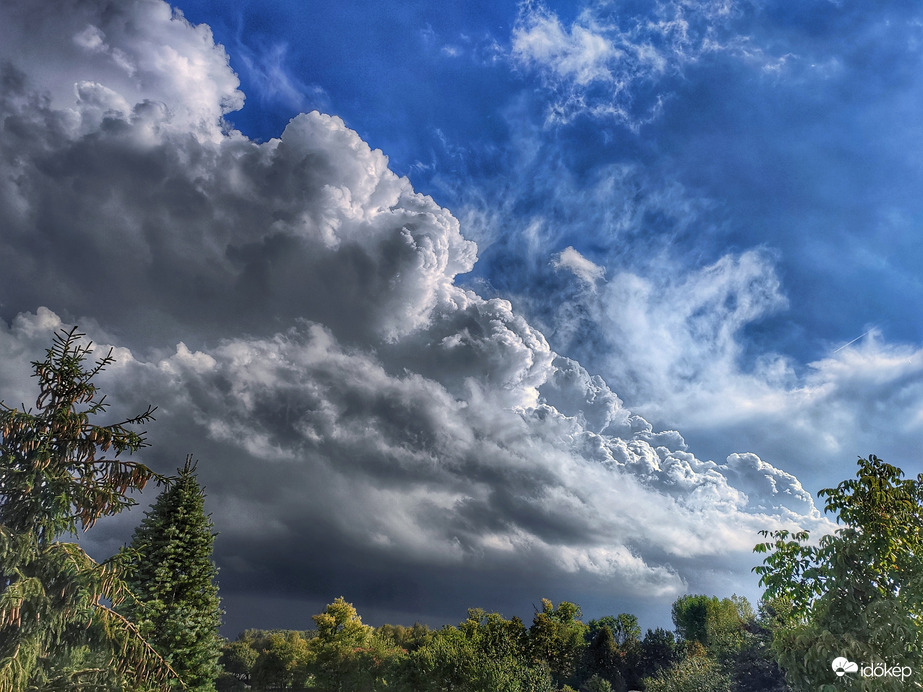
[0,0,831,632]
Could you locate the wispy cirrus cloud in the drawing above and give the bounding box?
[235,40,325,113]
[453,109,923,494]
[510,0,772,126]
[553,246,605,289]
[512,5,620,86]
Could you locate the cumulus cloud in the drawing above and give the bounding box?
[454,97,923,497]
[0,0,243,141]
[0,37,476,344]
[572,247,923,487]
[0,0,830,630]
[543,233,923,490]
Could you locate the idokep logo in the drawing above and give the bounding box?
[831,656,913,682]
[831,657,858,677]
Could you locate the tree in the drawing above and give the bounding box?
[218,638,258,687]
[376,622,433,653]
[671,594,749,657]
[0,327,177,690]
[308,596,404,691]
[725,604,790,692]
[754,455,923,692]
[251,631,310,690]
[583,673,614,692]
[588,614,641,649]
[406,609,552,692]
[637,627,680,681]
[643,654,731,692]
[528,599,588,688]
[583,625,624,691]
[121,457,223,690]
[585,613,643,690]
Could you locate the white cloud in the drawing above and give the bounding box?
[512,7,619,86]
[553,246,605,288]
[0,0,243,141]
[0,50,477,343]
[508,0,768,126]
[590,249,788,419]
[448,86,923,494]
[564,246,923,488]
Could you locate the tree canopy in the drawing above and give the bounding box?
[754,454,923,691]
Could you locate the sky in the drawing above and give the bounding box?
[0,0,922,636]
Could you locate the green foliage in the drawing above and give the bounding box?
[0,328,158,543]
[528,599,588,688]
[582,625,630,691]
[218,638,258,686]
[671,594,750,657]
[582,613,642,690]
[637,627,680,681]
[754,455,923,691]
[726,605,789,692]
[588,613,641,648]
[582,673,613,692]
[313,597,373,648]
[405,608,552,692]
[251,631,310,690]
[643,654,731,692]
[121,457,223,690]
[218,594,786,692]
[0,328,177,691]
[376,622,433,652]
[654,594,788,692]
[308,596,401,691]
[217,630,315,690]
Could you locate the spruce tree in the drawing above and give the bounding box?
[123,457,223,691]
[0,327,179,690]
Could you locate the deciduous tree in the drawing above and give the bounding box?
[754,455,923,691]
[637,627,680,681]
[218,637,258,687]
[671,594,749,656]
[251,631,310,690]
[309,597,400,691]
[528,599,588,688]
[643,653,731,692]
[407,608,552,692]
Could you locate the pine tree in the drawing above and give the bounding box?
[123,456,223,691]
[0,327,179,690]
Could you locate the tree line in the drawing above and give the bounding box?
[0,329,920,691]
[215,593,784,691]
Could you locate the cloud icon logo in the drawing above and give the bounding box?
[832,657,859,676]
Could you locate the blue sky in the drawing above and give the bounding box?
[175,0,923,483]
[1,0,921,635]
